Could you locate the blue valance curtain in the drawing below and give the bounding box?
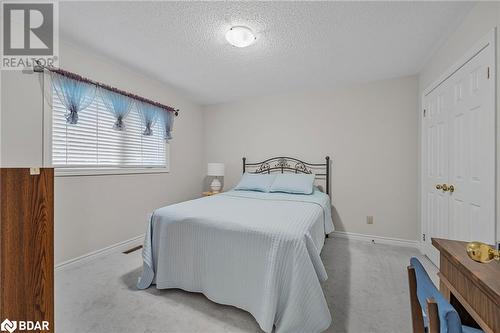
[161,109,174,141]
[49,69,176,140]
[50,72,97,124]
[100,88,132,131]
[137,101,161,136]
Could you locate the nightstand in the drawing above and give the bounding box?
[202,191,219,197]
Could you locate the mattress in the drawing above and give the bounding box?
[137,189,335,333]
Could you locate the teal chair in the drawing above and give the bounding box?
[407,257,483,333]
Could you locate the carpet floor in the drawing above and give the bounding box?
[56,237,438,333]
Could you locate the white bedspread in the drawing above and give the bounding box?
[137,190,335,333]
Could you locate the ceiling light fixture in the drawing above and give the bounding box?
[225,26,256,48]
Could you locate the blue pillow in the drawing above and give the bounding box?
[269,174,315,194]
[234,173,276,192]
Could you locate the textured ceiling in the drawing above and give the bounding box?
[60,1,474,105]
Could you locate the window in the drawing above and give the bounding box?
[52,90,168,173]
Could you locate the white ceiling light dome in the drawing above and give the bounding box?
[225,26,256,48]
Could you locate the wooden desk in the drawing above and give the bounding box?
[432,238,500,333]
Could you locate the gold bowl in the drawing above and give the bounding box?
[466,241,499,263]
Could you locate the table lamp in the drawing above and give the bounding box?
[207,163,225,193]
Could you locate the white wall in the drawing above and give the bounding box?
[0,41,205,264]
[1,71,44,165]
[419,3,499,90]
[419,2,500,243]
[203,76,419,241]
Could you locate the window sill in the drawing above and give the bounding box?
[55,167,170,177]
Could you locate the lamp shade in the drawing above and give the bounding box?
[207,163,225,176]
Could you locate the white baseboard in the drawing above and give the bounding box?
[330,231,419,248]
[55,234,144,271]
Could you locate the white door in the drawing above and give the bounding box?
[422,80,452,264]
[448,48,496,244]
[422,35,495,265]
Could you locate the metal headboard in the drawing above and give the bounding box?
[242,156,331,195]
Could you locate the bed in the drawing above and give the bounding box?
[137,156,334,333]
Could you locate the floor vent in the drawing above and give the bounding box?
[122,245,142,254]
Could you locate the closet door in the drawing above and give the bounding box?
[448,45,495,244]
[423,83,451,264]
[422,36,495,265]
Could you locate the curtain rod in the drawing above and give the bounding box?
[33,61,179,116]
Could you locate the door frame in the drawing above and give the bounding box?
[420,28,497,261]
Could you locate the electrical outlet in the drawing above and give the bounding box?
[30,167,40,175]
[366,216,374,224]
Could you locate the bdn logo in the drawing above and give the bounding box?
[2,2,54,55]
[1,318,50,332]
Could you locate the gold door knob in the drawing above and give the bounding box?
[436,184,442,190]
[449,185,455,193]
[441,184,449,192]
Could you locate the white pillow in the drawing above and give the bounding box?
[234,173,276,192]
[269,174,315,194]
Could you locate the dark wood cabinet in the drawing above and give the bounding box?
[0,168,54,332]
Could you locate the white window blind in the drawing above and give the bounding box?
[52,91,167,168]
